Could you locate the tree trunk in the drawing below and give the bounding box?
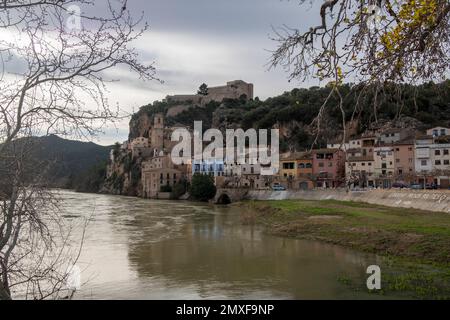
[0,281,11,300]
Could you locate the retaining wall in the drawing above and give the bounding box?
[247,189,450,213]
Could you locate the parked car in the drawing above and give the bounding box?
[425,183,438,190]
[392,182,409,189]
[272,185,286,191]
[410,183,424,190]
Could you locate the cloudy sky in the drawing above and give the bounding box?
[92,0,323,145]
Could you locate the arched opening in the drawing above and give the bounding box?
[217,193,232,205]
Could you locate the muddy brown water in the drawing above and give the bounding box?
[54,190,394,300]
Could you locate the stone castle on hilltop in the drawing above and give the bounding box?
[165,80,254,106]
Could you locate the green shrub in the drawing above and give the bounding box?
[171,178,188,200]
[160,184,172,193]
[190,174,216,202]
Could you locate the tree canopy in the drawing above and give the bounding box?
[271,0,450,84]
[198,83,209,96]
[190,174,217,202]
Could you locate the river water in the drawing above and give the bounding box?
[57,190,385,300]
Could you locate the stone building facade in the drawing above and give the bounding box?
[141,153,190,199]
[150,113,165,151]
[313,149,346,188]
[393,142,415,183]
[165,80,254,105]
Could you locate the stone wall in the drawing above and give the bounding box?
[205,80,254,103]
[165,80,253,106]
[166,104,193,117]
[247,189,450,213]
[214,188,249,204]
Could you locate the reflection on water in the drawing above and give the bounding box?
[56,190,384,300]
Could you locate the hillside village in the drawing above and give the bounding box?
[104,80,450,200]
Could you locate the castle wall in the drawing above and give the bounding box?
[165,80,253,105]
[166,95,202,104]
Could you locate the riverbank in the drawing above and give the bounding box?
[245,189,450,213]
[236,199,450,299]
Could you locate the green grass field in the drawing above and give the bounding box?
[237,199,450,299]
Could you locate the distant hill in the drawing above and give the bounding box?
[1,135,112,189]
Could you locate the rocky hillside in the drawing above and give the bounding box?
[101,146,143,196]
[130,81,450,152]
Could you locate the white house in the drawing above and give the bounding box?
[374,146,395,177]
[427,127,450,137]
[415,135,433,174]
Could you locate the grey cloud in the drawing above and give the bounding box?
[3,0,323,145]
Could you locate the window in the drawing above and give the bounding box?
[283,162,295,169]
[441,129,446,136]
[362,163,366,166]
[421,160,427,166]
[435,160,442,165]
[368,162,372,166]
[445,160,450,165]
[319,163,324,168]
[328,162,333,167]
[444,149,449,155]
[435,150,441,156]
[396,159,400,163]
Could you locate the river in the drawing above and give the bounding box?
[56,190,386,300]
